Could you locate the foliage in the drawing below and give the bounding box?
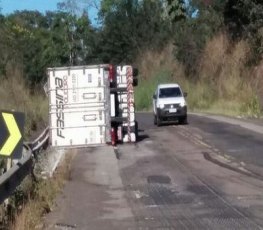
[166,0,186,22]
[224,0,263,62]
[172,0,225,75]
[0,0,262,117]
[0,0,262,84]
[135,34,261,117]
[0,8,95,86]
[98,0,170,63]
[224,0,263,39]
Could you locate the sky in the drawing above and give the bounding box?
[0,0,99,25]
[1,0,61,14]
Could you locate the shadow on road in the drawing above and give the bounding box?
[137,134,149,142]
[159,121,189,127]
[137,129,150,142]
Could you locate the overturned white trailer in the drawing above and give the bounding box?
[47,64,138,147]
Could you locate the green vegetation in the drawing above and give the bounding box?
[135,69,173,111]
[135,34,261,117]
[0,0,261,117]
[0,0,262,228]
[135,0,263,117]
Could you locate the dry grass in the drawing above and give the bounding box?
[0,66,48,181]
[0,66,48,138]
[135,44,185,80]
[195,33,260,116]
[9,151,76,230]
[135,45,185,110]
[135,33,262,117]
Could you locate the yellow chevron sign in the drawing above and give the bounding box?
[0,112,24,158]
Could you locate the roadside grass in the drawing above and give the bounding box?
[9,151,75,230]
[0,67,48,139]
[0,67,48,177]
[135,34,262,117]
[135,69,173,111]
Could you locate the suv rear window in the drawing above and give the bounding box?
[159,87,182,98]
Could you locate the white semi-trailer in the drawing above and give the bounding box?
[48,64,138,147]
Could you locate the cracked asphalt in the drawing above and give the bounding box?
[43,113,263,230]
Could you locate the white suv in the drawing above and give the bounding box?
[153,83,187,126]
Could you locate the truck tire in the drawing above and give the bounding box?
[154,115,157,125]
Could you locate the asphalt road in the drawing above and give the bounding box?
[44,113,263,230]
[186,114,263,168]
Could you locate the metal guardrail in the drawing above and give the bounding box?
[0,127,49,204]
[0,149,32,204]
[26,127,49,154]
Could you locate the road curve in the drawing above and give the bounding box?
[44,113,263,230]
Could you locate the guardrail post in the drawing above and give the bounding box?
[4,158,12,207]
[0,126,49,205]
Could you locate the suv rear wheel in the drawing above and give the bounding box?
[156,115,162,127]
[154,115,157,125]
[178,116,187,125]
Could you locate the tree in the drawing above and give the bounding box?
[6,11,49,84]
[45,11,78,66]
[0,16,11,76]
[75,11,97,64]
[98,0,170,63]
[172,0,225,75]
[57,0,96,15]
[224,0,263,62]
[165,0,186,22]
[224,0,263,39]
[57,0,98,65]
